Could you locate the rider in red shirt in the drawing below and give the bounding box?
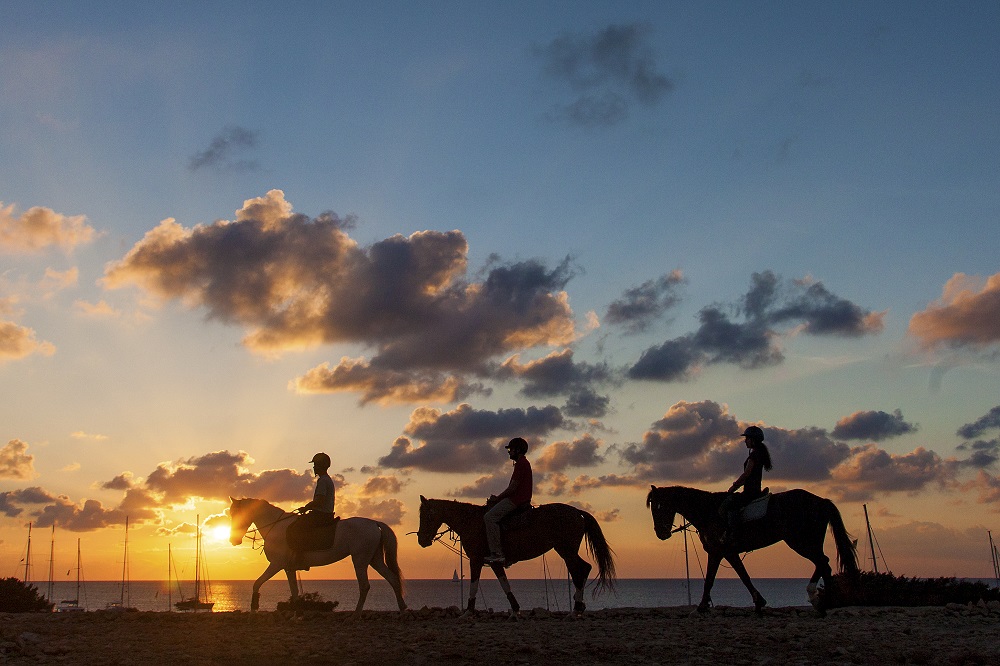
[484,437,532,565]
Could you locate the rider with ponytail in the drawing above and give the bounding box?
[720,426,772,546]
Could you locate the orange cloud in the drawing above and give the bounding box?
[909,272,1000,348]
[0,320,55,361]
[0,439,37,480]
[0,202,96,253]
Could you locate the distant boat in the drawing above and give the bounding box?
[452,569,460,582]
[105,517,136,612]
[175,515,215,612]
[57,538,86,613]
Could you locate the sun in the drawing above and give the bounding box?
[205,523,231,543]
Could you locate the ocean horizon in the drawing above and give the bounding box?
[30,577,999,613]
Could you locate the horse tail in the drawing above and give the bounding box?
[581,511,617,595]
[376,521,406,597]
[825,499,860,581]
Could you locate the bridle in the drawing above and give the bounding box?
[232,505,297,551]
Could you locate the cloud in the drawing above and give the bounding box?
[534,434,606,473]
[909,273,1000,348]
[963,471,1000,507]
[0,439,37,480]
[619,400,855,483]
[0,320,56,362]
[534,23,673,126]
[604,270,685,334]
[955,439,999,469]
[71,431,110,441]
[956,405,1000,440]
[628,271,884,381]
[358,475,405,497]
[377,403,565,473]
[74,299,121,318]
[0,487,56,517]
[496,349,614,417]
[100,472,135,491]
[292,357,489,405]
[828,445,959,502]
[188,126,259,172]
[831,409,918,441]
[145,450,313,504]
[104,191,579,401]
[0,202,96,253]
[447,472,509,498]
[337,497,406,525]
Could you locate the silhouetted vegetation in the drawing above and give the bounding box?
[828,571,1000,607]
[0,578,54,613]
[276,591,339,612]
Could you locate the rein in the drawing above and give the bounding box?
[235,509,297,551]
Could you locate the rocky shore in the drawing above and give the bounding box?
[3,604,999,665]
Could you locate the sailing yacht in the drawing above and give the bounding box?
[56,538,86,613]
[175,515,215,611]
[105,517,136,612]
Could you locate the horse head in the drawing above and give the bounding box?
[228,497,254,546]
[416,496,443,548]
[646,486,677,541]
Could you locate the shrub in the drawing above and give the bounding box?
[0,577,54,613]
[828,571,1000,607]
[276,591,339,612]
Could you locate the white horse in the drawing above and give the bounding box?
[228,497,407,615]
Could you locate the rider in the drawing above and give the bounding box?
[289,452,337,570]
[720,426,772,546]
[483,437,533,565]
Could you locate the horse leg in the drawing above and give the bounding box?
[785,538,831,615]
[351,554,372,616]
[461,562,484,617]
[250,562,282,611]
[369,556,407,612]
[698,552,723,612]
[556,545,592,615]
[491,564,520,619]
[725,554,766,613]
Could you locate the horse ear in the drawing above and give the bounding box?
[650,485,656,491]
[420,495,427,503]
[229,496,235,503]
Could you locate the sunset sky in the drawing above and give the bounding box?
[3,2,999,587]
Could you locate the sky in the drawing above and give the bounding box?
[2,2,1000,588]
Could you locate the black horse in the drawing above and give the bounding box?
[418,497,616,616]
[646,485,859,615]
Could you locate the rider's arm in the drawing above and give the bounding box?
[728,458,757,493]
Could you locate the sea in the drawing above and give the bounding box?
[39,577,839,613]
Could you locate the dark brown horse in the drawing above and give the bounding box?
[417,497,616,616]
[646,485,859,615]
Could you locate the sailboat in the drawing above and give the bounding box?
[175,515,215,611]
[105,517,136,612]
[57,538,86,612]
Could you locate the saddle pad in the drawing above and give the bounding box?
[740,493,770,522]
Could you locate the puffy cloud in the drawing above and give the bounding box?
[497,349,614,417]
[100,472,135,491]
[104,191,579,402]
[188,126,259,172]
[0,439,37,480]
[956,439,999,469]
[534,23,674,126]
[337,497,405,525]
[604,270,685,334]
[628,271,884,381]
[957,405,1000,440]
[0,320,56,362]
[378,403,564,473]
[292,357,489,405]
[909,273,1000,348]
[831,409,918,442]
[0,202,96,253]
[963,471,1000,506]
[447,472,508,498]
[534,434,606,473]
[620,400,852,483]
[828,446,959,502]
[145,450,313,504]
[358,475,405,497]
[33,497,128,531]
[0,487,56,517]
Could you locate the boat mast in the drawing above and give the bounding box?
[863,504,879,574]
[168,543,172,611]
[990,530,1000,584]
[47,525,55,602]
[23,522,32,584]
[120,516,130,607]
[194,514,201,602]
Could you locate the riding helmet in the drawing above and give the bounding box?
[505,437,529,456]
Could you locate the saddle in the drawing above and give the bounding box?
[286,512,340,552]
[738,489,770,523]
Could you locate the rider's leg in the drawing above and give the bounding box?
[483,498,515,561]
